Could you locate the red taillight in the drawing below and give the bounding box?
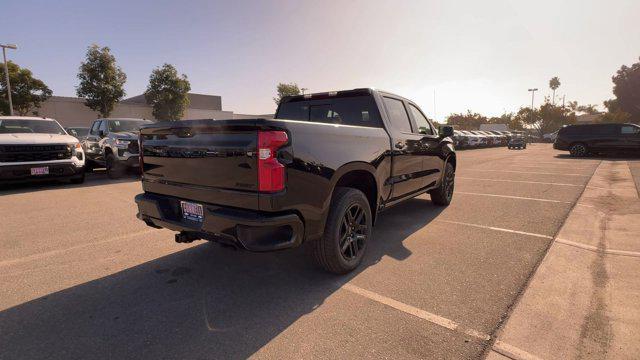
[257,130,288,192]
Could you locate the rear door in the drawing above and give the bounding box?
[588,124,621,151]
[382,96,429,201]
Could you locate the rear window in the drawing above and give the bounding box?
[276,95,383,128]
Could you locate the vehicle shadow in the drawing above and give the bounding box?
[0,169,140,196]
[0,197,444,360]
[555,153,640,161]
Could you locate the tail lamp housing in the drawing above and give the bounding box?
[257,130,288,192]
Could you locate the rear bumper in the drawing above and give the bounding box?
[135,192,304,252]
[0,162,84,183]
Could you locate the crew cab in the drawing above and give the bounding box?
[0,116,85,184]
[83,118,152,178]
[135,89,456,273]
[554,123,640,157]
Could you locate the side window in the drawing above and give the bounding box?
[408,104,433,135]
[89,121,101,135]
[621,125,640,135]
[99,120,109,134]
[383,97,412,133]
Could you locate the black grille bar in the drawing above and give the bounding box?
[0,144,72,163]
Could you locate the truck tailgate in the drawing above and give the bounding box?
[140,120,260,210]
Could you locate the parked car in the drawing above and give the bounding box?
[469,131,489,146]
[554,123,640,157]
[508,135,527,150]
[461,130,483,147]
[135,88,456,274]
[489,130,508,145]
[452,130,469,148]
[480,131,502,146]
[83,118,152,178]
[0,116,85,184]
[65,127,90,142]
[543,130,558,142]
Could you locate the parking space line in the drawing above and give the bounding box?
[455,191,572,204]
[0,229,162,268]
[464,169,590,177]
[457,177,585,188]
[505,164,594,170]
[342,283,491,341]
[556,238,640,258]
[435,220,553,239]
[493,340,545,360]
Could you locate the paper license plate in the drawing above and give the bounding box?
[30,167,49,176]
[181,201,204,222]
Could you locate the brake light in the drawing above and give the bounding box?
[257,130,288,192]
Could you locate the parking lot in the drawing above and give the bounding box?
[0,144,629,359]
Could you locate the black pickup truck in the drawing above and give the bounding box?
[135,88,456,273]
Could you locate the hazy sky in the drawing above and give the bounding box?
[3,0,639,120]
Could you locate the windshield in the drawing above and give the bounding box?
[0,119,66,135]
[67,128,89,137]
[108,120,151,133]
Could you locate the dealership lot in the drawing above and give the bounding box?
[0,144,629,359]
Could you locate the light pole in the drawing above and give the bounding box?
[1,43,18,116]
[527,88,538,143]
[528,87,538,123]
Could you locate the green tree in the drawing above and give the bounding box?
[488,112,524,131]
[549,77,561,105]
[520,101,576,137]
[567,101,599,115]
[0,61,52,115]
[76,44,126,117]
[273,82,302,105]
[608,57,640,122]
[445,111,487,130]
[144,63,191,121]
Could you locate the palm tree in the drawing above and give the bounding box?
[549,77,561,105]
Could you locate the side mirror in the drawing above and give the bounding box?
[98,130,105,138]
[440,126,454,138]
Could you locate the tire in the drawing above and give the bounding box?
[313,187,372,274]
[69,172,85,184]
[106,153,125,179]
[569,143,587,157]
[429,162,455,206]
[508,146,511,150]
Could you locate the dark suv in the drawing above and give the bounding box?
[554,123,640,157]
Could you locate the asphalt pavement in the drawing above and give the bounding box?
[0,144,619,359]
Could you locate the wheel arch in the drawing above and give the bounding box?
[329,162,380,225]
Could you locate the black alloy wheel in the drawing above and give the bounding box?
[339,203,368,261]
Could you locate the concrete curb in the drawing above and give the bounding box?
[487,160,640,359]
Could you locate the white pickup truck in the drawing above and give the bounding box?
[0,116,85,184]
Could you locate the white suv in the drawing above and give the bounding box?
[0,116,85,184]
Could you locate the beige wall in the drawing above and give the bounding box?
[38,97,233,127]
